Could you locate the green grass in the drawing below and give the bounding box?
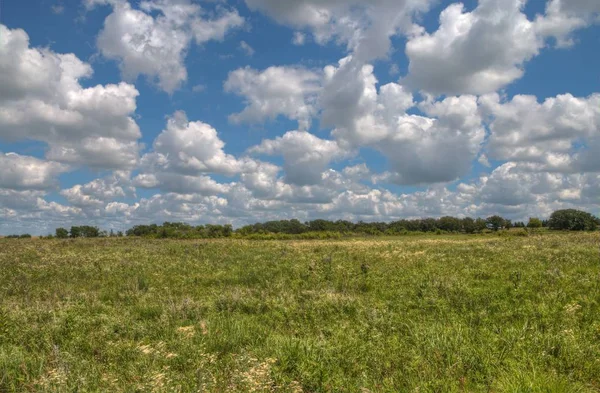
[1,233,599,392]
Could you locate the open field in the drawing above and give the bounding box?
[1,233,599,392]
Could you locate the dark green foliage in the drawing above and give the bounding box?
[125,222,233,239]
[486,215,507,231]
[55,227,69,238]
[548,209,598,231]
[70,225,100,238]
[13,210,594,242]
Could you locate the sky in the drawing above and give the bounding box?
[0,0,599,235]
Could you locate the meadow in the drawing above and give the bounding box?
[1,232,599,392]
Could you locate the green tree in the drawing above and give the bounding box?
[461,217,476,234]
[438,216,462,232]
[70,226,82,238]
[548,209,598,231]
[486,215,506,231]
[55,228,69,238]
[527,218,543,228]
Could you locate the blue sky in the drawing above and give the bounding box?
[0,0,599,234]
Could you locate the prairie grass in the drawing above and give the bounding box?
[0,233,599,392]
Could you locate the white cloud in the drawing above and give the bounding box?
[322,57,483,184]
[136,111,264,195]
[225,66,321,130]
[142,111,250,177]
[403,0,600,95]
[292,31,306,45]
[478,154,491,168]
[480,92,600,170]
[114,193,230,224]
[192,84,206,93]
[239,41,255,56]
[405,0,542,95]
[244,0,434,61]
[92,0,244,92]
[51,4,65,14]
[535,0,600,47]
[249,130,348,185]
[134,173,231,195]
[61,172,134,208]
[0,153,68,191]
[0,188,82,235]
[343,163,371,180]
[0,24,142,170]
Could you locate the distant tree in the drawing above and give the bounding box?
[548,209,598,231]
[70,226,82,238]
[461,217,476,234]
[19,234,32,238]
[486,215,506,231]
[474,218,488,232]
[55,228,69,238]
[81,226,100,238]
[419,218,438,232]
[117,231,124,237]
[527,218,543,228]
[438,216,461,232]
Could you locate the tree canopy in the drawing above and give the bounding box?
[548,209,599,231]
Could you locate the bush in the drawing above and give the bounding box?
[527,218,543,228]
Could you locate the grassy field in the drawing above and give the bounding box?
[1,233,599,392]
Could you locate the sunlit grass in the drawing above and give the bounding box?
[1,233,599,392]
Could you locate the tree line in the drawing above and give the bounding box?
[16,208,590,239]
[2,209,596,239]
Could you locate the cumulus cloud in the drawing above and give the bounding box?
[0,188,82,235]
[142,111,251,177]
[535,0,600,47]
[135,111,265,195]
[480,92,600,170]
[61,171,134,209]
[249,131,348,185]
[405,0,542,95]
[459,162,600,218]
[91,0,244,92]
[0,24,142,170]
[322,57,484,185]
[244,0,434,61]
[403,0,600,95]
[0,153,68,191]
[225,66,321,130]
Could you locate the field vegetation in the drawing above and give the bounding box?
[1,231,599,392]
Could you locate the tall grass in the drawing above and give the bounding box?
[0,233,599,392]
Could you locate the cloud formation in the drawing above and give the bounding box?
[91,0,244,92]
[0,24,142,170]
